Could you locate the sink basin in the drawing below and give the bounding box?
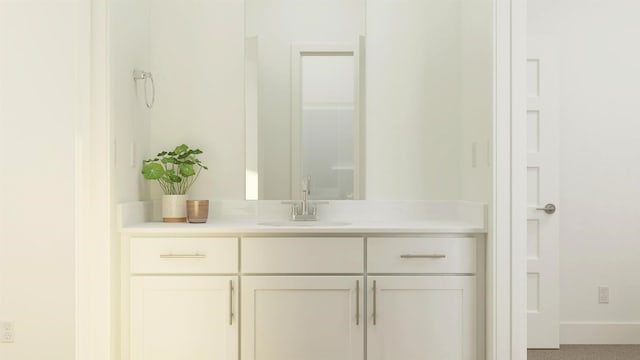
[257,221,352,227]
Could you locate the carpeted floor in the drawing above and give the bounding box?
[528,345,640,360]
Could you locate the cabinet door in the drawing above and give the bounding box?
[242,276,364,360]
[367,276,476,360]
[131,276,238,360]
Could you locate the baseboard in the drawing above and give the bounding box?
[560,322,640,344]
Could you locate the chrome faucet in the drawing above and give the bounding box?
[300,176,311,216]
[284,177,327,221]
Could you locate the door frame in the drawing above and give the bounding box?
[494,0,528,359]
[290,43,364,200]
[78,0,528,359]
[76,0,112,359]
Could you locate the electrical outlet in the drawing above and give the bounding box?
[0,322,14,343]
[598,286,609,304]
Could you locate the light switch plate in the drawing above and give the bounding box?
[0,322,14,343]
[598,286,609,304]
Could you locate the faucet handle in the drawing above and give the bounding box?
[281,201,300,219]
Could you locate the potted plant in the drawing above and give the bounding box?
[141,144,208,222]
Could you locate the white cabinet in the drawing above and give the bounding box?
[241,276,364,360]
[367,237,476,274]
[123,234,482,360]
[367,276,476,360]
[366,236,478,360]
[130,276,238,360]
[241,237,363,273]
[125,236,239,360]
[130,236,238,274]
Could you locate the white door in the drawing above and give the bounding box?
[241,276,364,360]
[367,276,476,360]
[130,276,238,360]
[526,0,560,348]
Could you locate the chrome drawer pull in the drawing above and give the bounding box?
[229,280,234,325]
[400,254,446,259]
[356,280,360,326]
[159,254,206,259]
[372,280,377,326]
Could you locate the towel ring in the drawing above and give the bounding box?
[133,69,155,109]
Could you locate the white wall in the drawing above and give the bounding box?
[0,0,88,358]
[459,0,493,204]
[530,0,640,343]
[147,0,245,201]
[366,0,463,200]
[110,0,151,204]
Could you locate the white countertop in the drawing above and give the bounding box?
[118,200,488,235]
[120,219,486,235]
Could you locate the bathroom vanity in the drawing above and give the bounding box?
[106,0,497,357]
[119,201,487,360]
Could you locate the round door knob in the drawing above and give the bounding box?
[536,203,556,214]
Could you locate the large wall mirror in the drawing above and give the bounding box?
[110,0,493,203]
[245,0,494,201]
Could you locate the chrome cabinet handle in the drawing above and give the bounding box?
[356,280,360,326]
[400,254,446,259]
[372,280,377,326]
[536,203,557,214]
[229,280,234,325]
[159,254,206,259]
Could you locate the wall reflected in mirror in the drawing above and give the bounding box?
[245,0,493,201]
[109,0,493,204]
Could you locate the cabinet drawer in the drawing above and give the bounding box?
[367,237,476,274]
[242,237,364,273]
[130,237,238,274]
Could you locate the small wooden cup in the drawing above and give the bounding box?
[186,200,209,223]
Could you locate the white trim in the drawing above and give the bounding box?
[494,0,511,358]
[510,0,528,358]
[356,35,366,199]
[77,0,112,359]
[75,0,93,358]
[559,323,640,345]
[494,0,527,359]
[244,36,259,200]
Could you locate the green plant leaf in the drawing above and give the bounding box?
[167,174,182,183]
[174,144,188,154]
[141,163,165,180]
[179,163,196,177]
[143,144,207,190]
